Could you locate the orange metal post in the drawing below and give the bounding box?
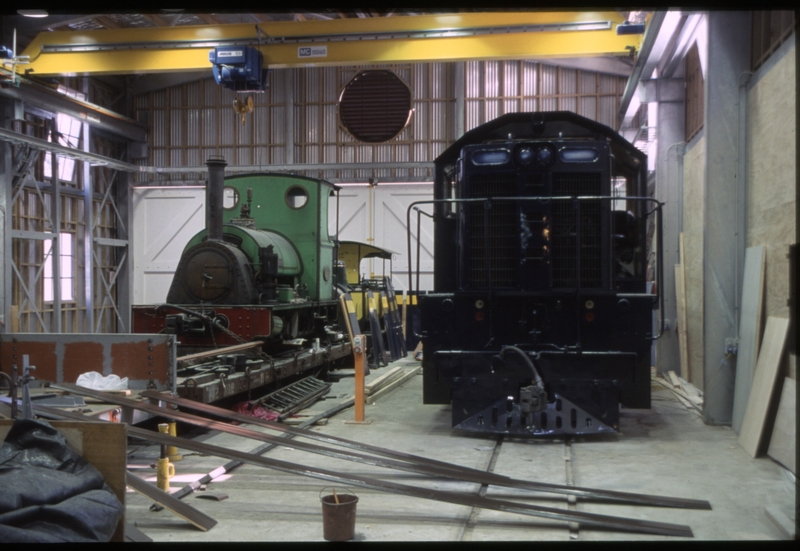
[353,335,366,422]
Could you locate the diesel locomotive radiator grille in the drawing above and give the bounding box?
[465,173,517,288]
[551,172,603,288]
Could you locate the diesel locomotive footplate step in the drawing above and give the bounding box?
[256,376,331,418]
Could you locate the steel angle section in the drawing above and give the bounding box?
[31,404,692,538]
[141,389,712,511]
[125,471,217,532]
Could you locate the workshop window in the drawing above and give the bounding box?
[43,113,83,183]
[43,85,85,184]
[751,11,795,72]
[684,43,704,143]
[43,232,75,303]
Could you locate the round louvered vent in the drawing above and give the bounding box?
[338,70,413,143]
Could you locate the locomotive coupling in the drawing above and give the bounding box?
[520,384,548,414]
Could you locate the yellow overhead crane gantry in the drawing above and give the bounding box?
[16,12,645,77]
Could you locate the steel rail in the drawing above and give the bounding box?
[32,404,693,537]
[55,383,709,510]
[140,388,710,511]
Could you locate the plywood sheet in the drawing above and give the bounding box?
[766,378,795,474]
[675,263,690,381]
[681,233,704,390]
[732,245,766,433]
[738,316,790,458]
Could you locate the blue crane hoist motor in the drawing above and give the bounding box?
[209,46,269,92]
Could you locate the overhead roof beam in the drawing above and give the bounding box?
[18,12,642,76]
[0,69,146,141]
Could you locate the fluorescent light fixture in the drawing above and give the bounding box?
[17,9,48,17]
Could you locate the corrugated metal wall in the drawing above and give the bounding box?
[133,61,626,184]
[464,60,624,130]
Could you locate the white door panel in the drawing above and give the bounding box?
[332,187,370,242]
[329,184,434,292]
[374,184,434,292]
[132,187,205,305]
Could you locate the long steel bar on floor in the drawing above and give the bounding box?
[55,383,711,510]
[151,398,355,511]
[32,403,693,537]
[140,389,711,510]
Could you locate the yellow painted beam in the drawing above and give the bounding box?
[17,12,642,77]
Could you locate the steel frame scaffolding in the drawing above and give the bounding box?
[1,99,131,334]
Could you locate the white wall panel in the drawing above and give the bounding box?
[374,184,434,292]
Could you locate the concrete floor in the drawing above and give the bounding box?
[124,357,795,542]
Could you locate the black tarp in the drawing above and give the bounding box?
[0,418,124,542]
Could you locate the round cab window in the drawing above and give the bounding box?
[223,187,239,210]
[286,186,309,209]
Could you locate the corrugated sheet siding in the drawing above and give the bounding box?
[134,61,626,183]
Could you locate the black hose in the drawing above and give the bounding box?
[499,346,544,389]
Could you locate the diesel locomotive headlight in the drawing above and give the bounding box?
[535,147,554,164]
[516,147,534,165]
[559,148,599,162]
[472,149,510,165]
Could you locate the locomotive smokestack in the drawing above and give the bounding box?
[205,156,227,241]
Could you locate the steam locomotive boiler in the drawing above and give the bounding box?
[133,158,350,401]
[414,112,663,437]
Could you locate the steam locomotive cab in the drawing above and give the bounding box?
[419,112,661,436]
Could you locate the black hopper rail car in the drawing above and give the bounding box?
[407,111,664,437]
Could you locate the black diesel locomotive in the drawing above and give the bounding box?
[413,111,663,437]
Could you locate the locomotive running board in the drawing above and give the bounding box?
[453,393,616,436]
[34,404,695,537]
[51,383,709,511]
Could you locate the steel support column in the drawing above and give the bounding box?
[643,78,685,379]
[118,153,135,333]
[0,98,12,333]
[702,11,751,425]
[92,167,130,333]
[49,120,62,333]
[81,78,94,333]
